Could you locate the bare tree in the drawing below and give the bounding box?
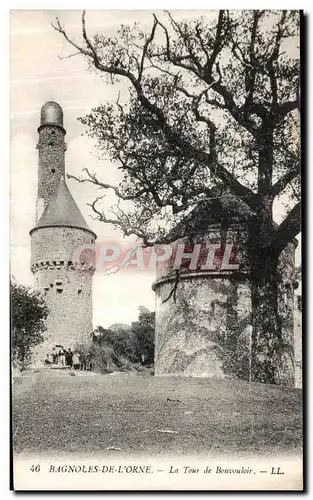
[52,10,300,384]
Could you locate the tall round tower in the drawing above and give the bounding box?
[30,102,96,357]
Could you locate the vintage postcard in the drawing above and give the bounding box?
[11,9,303,491]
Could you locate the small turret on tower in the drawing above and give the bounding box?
[36,101,67,221]
[40,101,64,128]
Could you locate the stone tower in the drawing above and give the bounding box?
[30,102,96,356]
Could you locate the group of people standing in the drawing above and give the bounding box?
[44,346,91,371]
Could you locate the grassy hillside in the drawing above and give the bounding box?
[12,371,302,457]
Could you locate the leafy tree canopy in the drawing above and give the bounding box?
[53,10,300,251]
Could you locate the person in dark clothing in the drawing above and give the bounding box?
[52,347,58,364]
[80,352,87,371]
[86,352,92,371]
[65,348,73,367]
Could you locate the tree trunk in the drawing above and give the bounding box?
[250,248,279,383]
[248,186,295,386]
[250,247,295,386]
[249,122,295,387]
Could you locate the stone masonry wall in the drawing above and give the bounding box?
[33,267,93,361]
[36,125,66,220]
[31,226,95,362]
[31,226,95,266]
[154,226,251,378]
[153,225,297,384]
[276,240,298,387]
[154,275,252,378]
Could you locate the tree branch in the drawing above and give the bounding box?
[271,167,300,197]
[52,11,138,84]
[277,99,300,117]
[139,17,158,79]
[55,10,299,222]
[88,195,154,245]
[273,201,301,252]
[67,169,148,200]
[267,11,287,112]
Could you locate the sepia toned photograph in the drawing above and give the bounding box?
[11,9,302,491]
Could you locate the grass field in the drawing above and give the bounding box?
[12,370,302,457]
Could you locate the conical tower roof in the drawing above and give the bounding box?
[31,177,96,238]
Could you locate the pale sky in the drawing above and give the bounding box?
[10,10,165,328]
[10,10,300,328]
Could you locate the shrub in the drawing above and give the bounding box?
[79,307,155,374]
